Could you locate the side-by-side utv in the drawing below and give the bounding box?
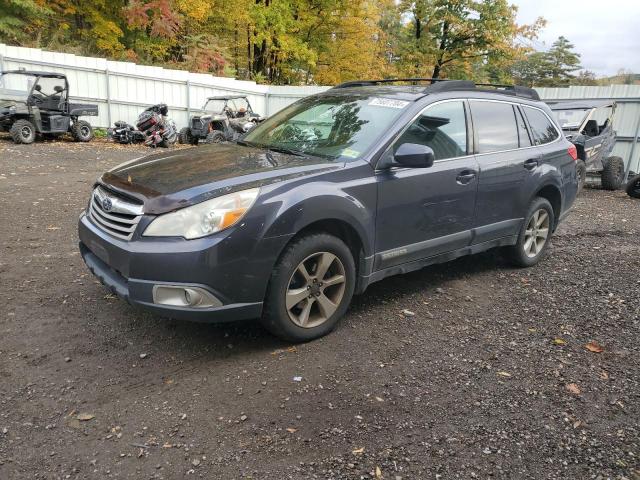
[0,70,98,144]
[550,100,624,191]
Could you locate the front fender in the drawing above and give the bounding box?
[257,162,377,257]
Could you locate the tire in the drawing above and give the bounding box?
[9,119,36,144]
[601,156,624,190]
[205,131,226,144]
[505,197,555,268]
[178,127,191,144]
[576,159,587,193]
[626,173,640,199]
[261,233,356,342]
[71,120,94,142]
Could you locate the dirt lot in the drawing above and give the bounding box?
[0,137,638,480]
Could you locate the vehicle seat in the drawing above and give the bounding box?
[582,119,599,137]
[599,119,610,135]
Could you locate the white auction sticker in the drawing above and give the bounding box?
[368,98,410,109]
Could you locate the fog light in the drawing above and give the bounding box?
[152,285,222,308]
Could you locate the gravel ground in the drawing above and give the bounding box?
[0,137,638,480]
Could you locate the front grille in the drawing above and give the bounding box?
[88,186,143,241]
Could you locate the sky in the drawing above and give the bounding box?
[514,0,640,76]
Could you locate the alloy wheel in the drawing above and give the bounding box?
[523,209,550,258]
[286,251,346,328]
[21,125,32,140]
[81,125,90,137]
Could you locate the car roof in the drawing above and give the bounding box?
[548,100,614,110]
[1,70,66,79]
[325,79,541,103]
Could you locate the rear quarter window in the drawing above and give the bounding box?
[523,106,560,145]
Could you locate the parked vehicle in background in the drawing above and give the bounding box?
[79,78,578,342]
[135,103,177,148]
[0,70,97,144]
[178,95,264,145]
[626,172,640,198]
[107,120,145,144]
[550,100,624,191]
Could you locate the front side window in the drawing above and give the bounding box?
[523,106,560,145]
[393,100,467,161]
[244,94,409,159]
[470,101,519,154]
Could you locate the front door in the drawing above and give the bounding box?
[375,100,479,270]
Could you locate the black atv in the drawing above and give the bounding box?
[178,95,263,145]
[626,172,640,199]
[0,70,98,144]
[550,100,624,191]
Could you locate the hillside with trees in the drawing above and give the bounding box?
[1,0,630,86]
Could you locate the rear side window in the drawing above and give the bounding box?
[523,106,560,145]
[470,101,519,153]
[394,101,467,161]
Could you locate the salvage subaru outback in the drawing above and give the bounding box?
[79,79,578,342]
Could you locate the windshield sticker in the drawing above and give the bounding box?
[368,98,410,109]
[341,148,360,158]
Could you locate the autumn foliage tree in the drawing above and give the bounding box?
[0,0,570,86]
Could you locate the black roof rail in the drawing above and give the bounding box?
[331,78,540,101]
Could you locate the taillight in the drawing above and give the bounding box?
[568,144,578,161]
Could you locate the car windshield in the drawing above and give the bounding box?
[204,99,228,113]
[0,73,37,100]
[242,94,410,159]
[552,108,590,129]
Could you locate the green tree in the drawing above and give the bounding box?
[0,0,52,44]
[544,35,581,85]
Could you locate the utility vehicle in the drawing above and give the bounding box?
[178,95,263,145]
[550,100,623,191]
[0,70,98,144]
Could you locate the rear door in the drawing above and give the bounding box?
[374,100,479,270]
[469,100,536,243]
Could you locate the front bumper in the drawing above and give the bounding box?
[78,212,283,323]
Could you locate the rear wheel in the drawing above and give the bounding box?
[506,197,554,268]
[261,233,356,342]
[9,119,36,144]
[601,156,624,190]
[576,159,587,192]
[626,173,640,199]
[71,120,94,142]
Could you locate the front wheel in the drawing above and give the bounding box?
[9,119,36,144]
[505,197,555,268]
[626,173,640,199]
[261,233,356,342]
[71,120,94,142]
[206,131,225,144]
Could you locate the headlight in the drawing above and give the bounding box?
[143,187,259,239]
[8,105,16,114]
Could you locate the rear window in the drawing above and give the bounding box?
[470,101,519,153]
[523,107,560,145]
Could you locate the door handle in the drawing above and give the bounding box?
[456,170,476,185]
[524,158,539,170]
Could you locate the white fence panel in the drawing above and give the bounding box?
[0,44,326,129]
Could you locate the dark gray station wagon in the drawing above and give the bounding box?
[78,79,578,341]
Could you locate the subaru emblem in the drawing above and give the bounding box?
[102,197,113,211]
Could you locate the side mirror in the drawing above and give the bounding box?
[394,143,435,168]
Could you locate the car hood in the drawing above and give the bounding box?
[100,143,341,214]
